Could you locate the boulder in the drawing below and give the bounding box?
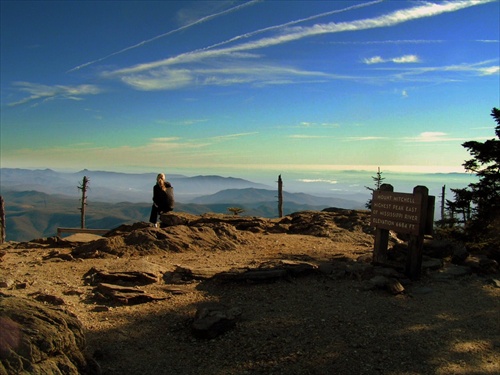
[463,256,499,274]
[0,295,98,374]
[191,303,242,339]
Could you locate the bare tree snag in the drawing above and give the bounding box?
[278,175,283,218]
[0,196,5,244]
[440,185,446,221]
[78,176,89,229]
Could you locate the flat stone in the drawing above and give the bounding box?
[422,258,443,271]
[369,275,389,288]
[410,286,434,295]
[192,304,242,339]
[430,264,471,280]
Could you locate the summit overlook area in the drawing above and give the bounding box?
[1,210,499,375]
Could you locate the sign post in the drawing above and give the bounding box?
[406,186,429,279]
[372,184,393,264]
[371,184,434,279]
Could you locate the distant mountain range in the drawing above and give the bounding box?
[191,188,359,208]
[0,168,272,203]
[0,168,366,242]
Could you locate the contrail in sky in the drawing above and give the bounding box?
[198,0,384,52]
[67,0,260,73]
[111,0,494,76]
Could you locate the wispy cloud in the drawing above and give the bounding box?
[210,132,258,141]
[8,82,102,107]
[477,66,500,75]
[386,60,500,80]
[289,134,328,139]
[107,0,494,91]
[156,118,209,126]
[364,55,420,64]
[196,0,384,52]
[325,39,445,45]
[299,122,340,128]
[67,0,261,72]
[150,137,181,143]
[148,137,211,151]
[405,132,466,143]
[298,179,338,184]
[116,62,334,91]
[345,136,387,141]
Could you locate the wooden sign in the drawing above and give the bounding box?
[371,184,435,280]
[370,191,423,235]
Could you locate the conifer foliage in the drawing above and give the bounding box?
[462,108,500,222]
[450,108,500,249]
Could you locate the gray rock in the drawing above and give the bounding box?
[410,286,434,295]
[369,275,390,288]
[464,256,499,274]
[430,264,472,280]
[192,304,242,339]
[373,266,405,278]
[0,295,97,374]
[451,244,469,264]
[356,254,372,263]
[423,239,454,258]
[422,258,444,271]
[345,262,374,280]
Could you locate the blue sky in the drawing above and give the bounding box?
[1,0,499,180]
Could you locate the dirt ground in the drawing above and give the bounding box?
[1,214,499,375]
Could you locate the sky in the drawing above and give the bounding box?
[1,0,499,181]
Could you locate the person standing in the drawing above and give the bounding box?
[149,173,174,226]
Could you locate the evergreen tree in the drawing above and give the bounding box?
[451,108,500,251]
[446,187,473,224]
[461,108,500,226]
[365,167,385,209]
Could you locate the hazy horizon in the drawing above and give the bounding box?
[0,165,478,205]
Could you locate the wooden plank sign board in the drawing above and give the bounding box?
[370,191,423,235]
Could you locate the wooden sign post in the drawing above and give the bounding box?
[371,184,434,280]
[372,184,393,264]
[406,186,429,279]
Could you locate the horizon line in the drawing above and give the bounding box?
[0,164,469,175]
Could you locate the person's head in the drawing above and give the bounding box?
[156,173,165,184]
[156,173,167,190]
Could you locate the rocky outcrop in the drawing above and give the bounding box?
[0,295,98,374]
[70,210,373,258]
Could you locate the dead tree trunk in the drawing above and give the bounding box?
[278,175,283,218]
[440,185,446,221]
[78,176,89,229]
[0,196,5,244]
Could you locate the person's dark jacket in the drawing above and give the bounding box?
[153,181,174,213]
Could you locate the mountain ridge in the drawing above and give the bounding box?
[0,168,273,203]
[1,187,364,242]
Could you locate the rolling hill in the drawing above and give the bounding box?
[0,168,272,203]
[1,187,364,242]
